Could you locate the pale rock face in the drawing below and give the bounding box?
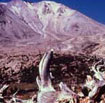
[0,0,105,56]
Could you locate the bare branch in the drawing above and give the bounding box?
[38,49,53,88]
[0,84,9,94]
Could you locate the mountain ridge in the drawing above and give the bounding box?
[0,0,105,57]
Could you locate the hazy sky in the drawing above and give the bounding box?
[0,0,105,24]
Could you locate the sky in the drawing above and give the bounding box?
[0,0,105,25]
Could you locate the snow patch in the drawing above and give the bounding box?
[26,2,35,10]
[11,5,21,14]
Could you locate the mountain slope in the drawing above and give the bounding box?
[0,0,105,56]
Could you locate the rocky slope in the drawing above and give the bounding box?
[0,0,105,55]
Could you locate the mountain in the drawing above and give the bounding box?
[0,0,105,57]
[1,1,105,102]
